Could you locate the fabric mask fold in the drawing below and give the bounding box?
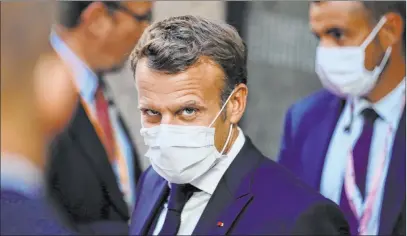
[140,89,236,184]
[156,125,215,148]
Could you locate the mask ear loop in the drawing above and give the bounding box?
[376,47,392,71]
[208,89,236,157]
[219,123,234,156]
[361,16,387,50]
[209,89,236,128]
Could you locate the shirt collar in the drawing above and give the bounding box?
[189,127,246,195]
[49,29,99,104]
[351,77,406,127]
[1,153,44,198]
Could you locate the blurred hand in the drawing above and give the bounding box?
[34,52,78,137]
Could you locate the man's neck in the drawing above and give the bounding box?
[367,55,406,103]
[54,27,97,72]
[1,117,46,170]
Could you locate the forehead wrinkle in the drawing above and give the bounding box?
[136,57,225,107]
[138,84,204,110]
[139,79,203,100]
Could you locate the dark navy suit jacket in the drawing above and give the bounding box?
[130,137,350,235]
[278,89,406,235]
[1,189,73,235]
[1,189,130,235]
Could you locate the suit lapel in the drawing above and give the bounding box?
[194,138,263,235]
[379,110,406,234]
[207,181,253,235]
[131,172,168,235]
[68,102,129,219]
[302,98,344,189]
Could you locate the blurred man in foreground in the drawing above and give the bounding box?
[0,2,76,234]
[278,1,405,235]
[47,1,151,230]
[129,15,349,235]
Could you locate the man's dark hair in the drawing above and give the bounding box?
[58,1,119,28]
[363,1,406,55]
[130,15,247,105]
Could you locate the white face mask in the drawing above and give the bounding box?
[315,16,392,98]
[140,92,235,184]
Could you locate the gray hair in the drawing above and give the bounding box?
[130,15,247,105]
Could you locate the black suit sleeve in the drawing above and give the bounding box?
[45,134,75,226]
[291,202,350,235]
[392,200,406,235]
[76,221,129,235]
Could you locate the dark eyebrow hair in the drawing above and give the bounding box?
[325,27,344,34]
[312,24,346,36]
[137,99,204,110]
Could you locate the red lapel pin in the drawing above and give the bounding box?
[217,221,224,227]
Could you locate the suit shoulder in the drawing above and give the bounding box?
[289,89,337,119]
[249,159,348,232]
[252,158,333,210]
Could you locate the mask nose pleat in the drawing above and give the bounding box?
[138,97,235,184]
[158,125,215,147]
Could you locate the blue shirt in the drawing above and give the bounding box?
[321,78,406,234]
[50,31,136,209]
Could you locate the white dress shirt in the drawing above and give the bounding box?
[152,127,246,235]
[321,78,406,235]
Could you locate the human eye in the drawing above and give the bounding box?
[141,108,160,117]
[181,107,198,117]
[327,28,345,41]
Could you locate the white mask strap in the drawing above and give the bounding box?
[377,47,392,70]
[361,16,387,49]
[209,89,235,128]
[219,123,234,156]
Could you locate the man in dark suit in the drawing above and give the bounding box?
[128,15,349,235]
[0,2,76,234]
[278,1,406,235]
[46,1,152,230]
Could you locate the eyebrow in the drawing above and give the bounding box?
[326,27,344,34]
[138,100,203,110]
[183,100,198,106]
[311,24,346,36]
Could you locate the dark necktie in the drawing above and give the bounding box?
[353,107,379,199]
[158,184,200,235]
[95,85,115,162]
[340,107,379,234]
